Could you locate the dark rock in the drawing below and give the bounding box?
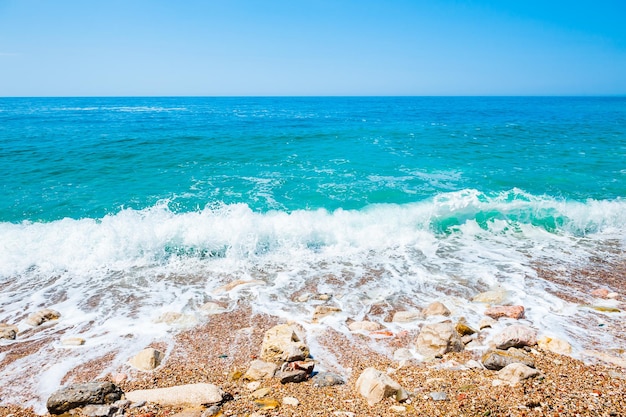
[46,382,123,415]
[312,372,345,387]
[276,369,308,384]
[482,348,535,371]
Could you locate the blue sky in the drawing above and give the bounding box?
[1,0,625,96]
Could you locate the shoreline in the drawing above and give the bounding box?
[1,261,626,416]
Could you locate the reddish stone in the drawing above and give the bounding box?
[591,288,610,298]
[369,330,394,338]
[484,305,525,320]
[291,360,315,374]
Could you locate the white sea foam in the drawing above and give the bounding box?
[50,106,188,112]
[1,191,625,412]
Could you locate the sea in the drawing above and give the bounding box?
[1,96,625,411]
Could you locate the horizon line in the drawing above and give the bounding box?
[1,94,625,99]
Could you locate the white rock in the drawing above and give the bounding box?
[312,305,342,322]
[392,311,421,323]
[243,360,278,381]
[390,405,407,412]
[494,363,540,386]
[348,321,383,331]
[422,302,451,317]
[246,381,261,391]
[472,289,507,304]
[129,348,164,371]
[0,323,19,340]
[260,324,309,363]
[393,348,415,362]
[251,387,271,399]
[282,396,299,406]
[415,322,464,358]
[493,324,537,349]
[125,383,224,407]
[296,293,312,302]
[538,336,572,355]
[154,312,199,328]
[26,308,60,326]
[478,317,497,329]
[213,279,265,293]
[355,367,405,406]
[198,302,226,314]
[61,337,86,346]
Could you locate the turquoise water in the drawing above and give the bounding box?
[2,97,625,222]
[1,97,625,411]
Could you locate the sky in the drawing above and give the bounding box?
[0,0,625,96]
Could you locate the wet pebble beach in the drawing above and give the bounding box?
[2,259,626,417]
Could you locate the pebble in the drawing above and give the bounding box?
[253,397,280,410]
[201,405,221,417]
[312,305,342,322]
[482,347,535,370]
[61,337,86,346]
[315,293,333,301]
[246,381,261,391]
[260,324,309,363]
[393,348,414,362]
[213,279,265,293]
[479,317,497,329]
[591,288,610,298]
[493,324,537,349]
[348,320,382,331]
[276,369,308,384]
[251,387,271,399]
[243,359,278,381]
[537,335,572,355]
[198,302,226,314]
[429,391,449,401]
[0,323,18,340]
[129,347,164,371]
[81,404,118,417]
[493,363,540,386]
[392,310,421,323]
[296,293,312,302]
[455,321,477,336]
[390,405,407,412]
[484,305,525,320]
[415,321,464,358]
[311,372,345,387]
[422,301,451,317]
[26,308,61,326]
[282,396,299,406]
[472,288,508,304]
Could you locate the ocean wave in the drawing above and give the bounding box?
[1,190,623,277]
[1,189,625,412]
